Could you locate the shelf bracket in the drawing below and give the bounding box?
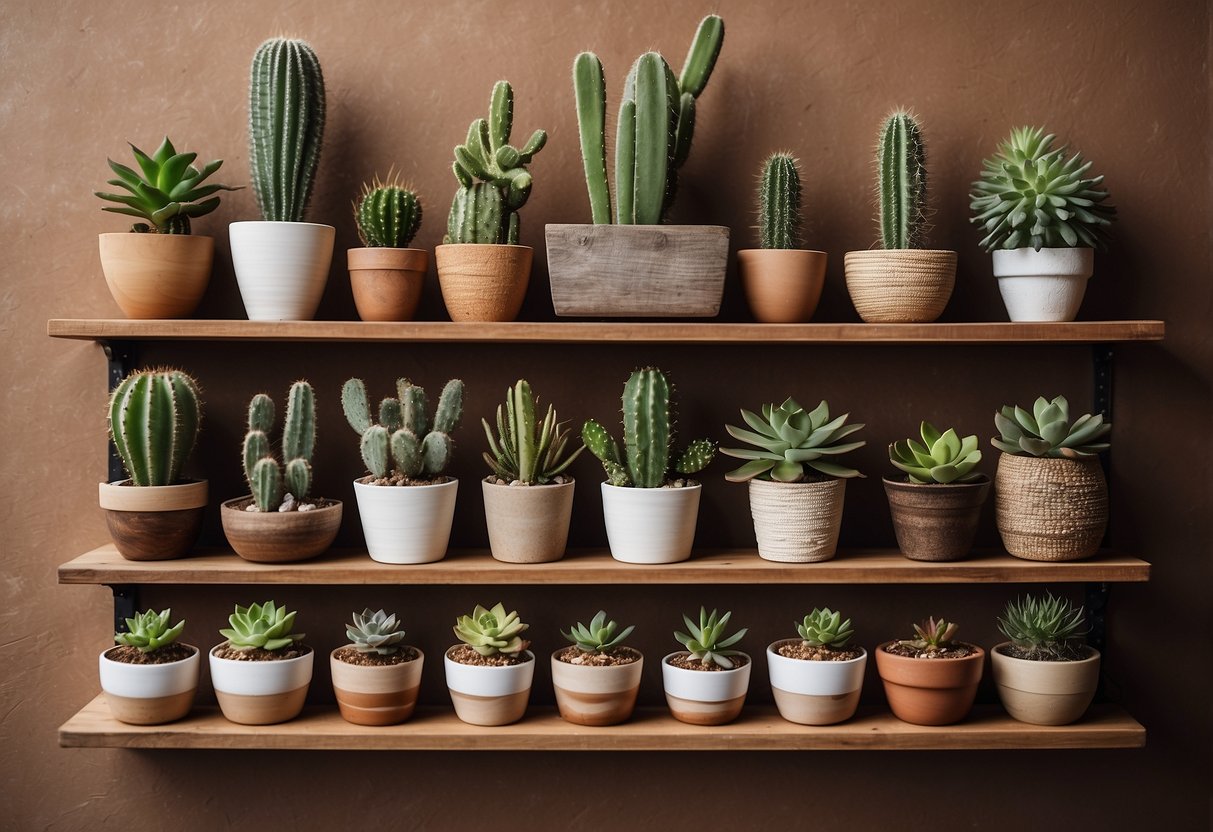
[102,340,134,484]
[109,585,139,633]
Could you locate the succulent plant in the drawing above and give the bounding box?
[453,603,529,657]
[992,396,1111,458]
[346,608,408,655]
[889,422,983,484]
[219,601,304,652]
[897,617,959,654]
[114,608,186,653]
[675,607,747,669]
[721,399,865,482]
[758,153,802,249]
[108,369,203,487]
[483,379,585,484]
[342,378,464,480]
[970,126,1116,252]
[998,593,1089,661]
[242,381,316,511]
[796,608,854,649]
[582,367,716,488]
[563,611,635,654]
[876,110,928,249]
[354,174,422,248]
[96,137,238,233]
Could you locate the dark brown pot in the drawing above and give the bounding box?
[883,476,990,562]
[220,497,342,562]
[347,247,427,322]
[874,642,985,725]
[98,480,207,561]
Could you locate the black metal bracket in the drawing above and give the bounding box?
[1092,344,1114,421]
[102,340,135,484]
[110,585,139,633]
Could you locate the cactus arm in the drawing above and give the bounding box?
[168,371,201,483]
[512,381,537,482]
[433,379,465,434]
[390,429,421,478]
[573,52,612,224]
[399,380,429,435]
[282,381,314,463]
[677,15,725,97]
[673,92,696,169]
[284,458,312,499]
[341,378,371,434]
[243,430,269,483]
[361,425,390,479]
[676,439,717,475]
[250,457,282,511]
[582,419,620,464]
[108,377,134,481]
[248,393,275,433]
[452,161,473,188]
[623,368,671,488]
[421,432,453,477]
[614,99,636,224]
[489,81,513,152]
[506,211,520,245]
[379,398,403,432]
[518,129,547,163]
[630,53,674,226]
[122,374,153,486]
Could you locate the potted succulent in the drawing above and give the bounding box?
[721,399,864,563]
[991,395,1110,561]
[548,16,729,317]
[552,611,642,726]
[95,137,237,318]
[767,608,866,726]
[844,110,956,323]
[100,369,206,560]
[435,80,546,321]
[885,421,989,561]
[970,127,1116,321]
[482,380,585,563]
[99,608,198,725]
[220,382,342,563]
[874,617,985,726]
[348,174,425,322]
[341,377,465,564]
[230,38,334,321]
[444,603,535,726]
[331,608,424,727]
[737,153,827,323]
[992,593,1099,725]
[582,367,716,564]
[662,607,750,725]
[209,601,312,725]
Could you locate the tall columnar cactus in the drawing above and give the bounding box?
[108,369,203,487]
[758,153,802,249]
[248,38,326,223]
[342,378,465,480]
[242,381,316,511]
[354,175,422,247]
[877,110,928,250]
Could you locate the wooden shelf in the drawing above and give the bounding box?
[60,545,1150,586]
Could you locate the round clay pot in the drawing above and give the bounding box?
[990,642,1100,726]
[482,479,574,564]
[843,249,957,323]
[601,482,701,564]
[748,478,845,563]
[992,247,1093,322]
[99,233,214,319]
[766,640,867,726]
[330,647,425,726]
[550,647,644,726]
[220,497,342,563]
[883,476,990,562]
[209,644,314,725]
[994,453,1107,561]
[661,651,751,726]
[443,648,535,726]
[347,247,427,321]
[737,249,827,323]
[229,221,335,321]
[353,479,457,564]
[98,479,207,561]
[435,243,532,321]
[874,641,985,726]
[99,643,200,725]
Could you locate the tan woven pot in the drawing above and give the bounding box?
[994,453,1107,561]
[843,249,956,323]
[748,478,845,563]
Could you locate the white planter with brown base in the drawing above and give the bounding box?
[482,479,574,563]
[99,644,200,725]
[209,645,314,725]
[661,652,751,725]
[443,648,535,726]
[748,478,845,563]
[766,641,867,725]
[99,479,208,561]
[601,482,701,564]
[550,648,644,726]
[991,642,1100,725]
[995,453,1108,561]
[330,647,424,726]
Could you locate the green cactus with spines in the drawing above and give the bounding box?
[354,174,422,247]
[241,381,316,511]
[759,153,802,250]
[482,379,585,484]
[343,377,464,480]
[877,110,928,250]
[108,369,203,487]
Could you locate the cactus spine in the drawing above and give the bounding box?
[354,175,422,247]
[877,110,928,250]
[248,38,326,223]
[342,378,465,480]
[759,153,802,250]
[108,369,202,487]
[242,381,316,511]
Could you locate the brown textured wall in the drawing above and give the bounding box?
[2,1,1210,829]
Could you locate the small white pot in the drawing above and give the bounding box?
[661,651,751,725]
[444,648,535,726]
[766,640,867,725]
[601,482,701,564]
[353,478,458,564]
[991,641,1101,725]
[209,643,314,725]
[229,221,335,321]
[992,247,1093,322]
[99,644,200,725]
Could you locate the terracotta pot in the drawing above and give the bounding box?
[874,641,985,725]
[330,647,424,726]
[229,221,335,321]
[220,497,342,563]
[843,249,957,323]
[994,453,1107,561]
[434,243,531,321]
[748,478,845,563]
[353,479,457,564]
[661,651,751,726]
[737,249,827,323]
[991,642,1100,725]
[98,233,214,319]
[98,479,207,561]
[766,640,867,726]
[883,476,990,562]
[992,247,1093,322]
[209,644,313,725]
[550,647,643,726]
[443,648,535,726]
[347,247,427,321]
[601,482,701,564]
[482,479,574,564]
[98,643,199,725]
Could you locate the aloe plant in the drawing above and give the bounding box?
[483,380,584,484]
[998,593,1089,661]
[674,607,747,669]
[563,611,635,654]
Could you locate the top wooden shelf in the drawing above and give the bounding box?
[47,319,1165,345]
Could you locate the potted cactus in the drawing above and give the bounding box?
[970,127,1116,321]
[552,611,642,726]
[662,607,750,725]
[444,603,535,726]
[220,381,342,562]
[720,399,865,563]
[435,80,546,322]
[992,395,1110,561]
[874,617,985,726]
[95,137,238,319]
[100,369,207,561]
[331,608,424,727]
[99,608,199,725]
[844,110,956,323]
[582,368,716,564]
[209,601,313,725]
[767,608,866,726]
[737,153,828,323]
[230,38,334,321]
[347,174,425,322]
[548,16,730,317]
[341,377,465,564]
[885,421,989,562]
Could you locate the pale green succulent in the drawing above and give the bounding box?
[897,617,959,654]
[998,593,1089,661]
[346,608,407,655]
[674,607,748,669]
[453,603,529,657]
[563,611,635,654]
[992,396,1110,458]
[114,608,185,654]
[889,422,983,484]
[219,601,304,652]
[721,399,865,482]
[796,608,854,649]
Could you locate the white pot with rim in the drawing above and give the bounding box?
[661,651,751,725]
[353,478,458,564]
[992,247,1093,322]
[766,640,867,725]
[229,221,335,321]
[209,644,314,725]
[444,649,535,726]
[601,482,701,564]
[990,641,1101,725]
[99,644,200,725]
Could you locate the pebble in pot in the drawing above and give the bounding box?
[444,603,535,727]
[99,608,199,725]
[768,608,867,726]
[874,617,985,726]
[210,601,313,726]
[331,608,424,727]
[552,611,643,726]
[662,607,751,726]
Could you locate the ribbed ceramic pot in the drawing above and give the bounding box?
[843,249,957,323]
[737,249,827,323]
[766,641,867,726]
[347,247,428,322]
[330,647,425,726]
[748,478,845,563]
[994,454,1107,561]
[435,243,531,322]
[229,221,335,321]
[98,233,214,319]
[991,642,1100,726]
[601,482,701,564]
[550,648,644,726]
[353,479,458,564]
[482,479,574,564]
[99,479,207,561]
[444,648,535,726]
[99,644,200,725]
[883,476,990,562]
[874,642,985,726]
[209,644,314,725]
[662,652,752,725]
[220,498,342,563]
[992,247,1093,322]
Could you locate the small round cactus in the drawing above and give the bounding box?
[354,174,422,248]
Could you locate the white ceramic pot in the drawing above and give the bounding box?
[766,640,867,725]
[661,651,751,725]
[209,644,314,725]
[444,648,535,726]
[991,641,1101,726]
[992,247,1093,322]
[550,648,644,726]
[98,644,200,725]
[353,478,458,564]
[229,221,335,321]
[601,482,701,564]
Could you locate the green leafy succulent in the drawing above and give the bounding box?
[563,611,635,654]
[674,607,748,669]
[796,608,854,649]
[722,399,865,482]
[219,601,305,652]
[889,422,983,484]
[998,593,1089,661]
[453,603,529,657]
[114,608,185,654]
[897,617,959,654]
[346,608,407,655]
[992,396,1111,458]
[483,379,585,484]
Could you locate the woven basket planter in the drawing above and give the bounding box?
[994,453,1107,561]
[843,249,956,323]
[748,478,845,563]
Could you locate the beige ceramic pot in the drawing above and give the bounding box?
[209,644,313,725]
[99,644,200,725]
[994,454,1108,561]
[883,476,990,562]
[482,479,574,564]
[874,641,985,726]
[98,479,207,561]
[435,243,531,321]
[766,640,867,725]
[737,249,827,323]
[843,249,957,323]
[330,647,425,726]
[347,247,427,321]
[991,642,1100,725]
[748,478,845,563]
[98,232,214,319]
[661,652,751,725]
[443,648,535,726]
[220,497,342,562]
[550,648,643,726]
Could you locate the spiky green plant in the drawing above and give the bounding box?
[114,608,185,653]
[242,381,316,511]
[992,396,1111,458]
[346,608,408,655]
[342,378,464,480]
[219,601,304,652]
[758,153,802,249]
[796,608,854,649]
[563,611,635,654]
[889,422,983,484]
[354,175,422,247]
[483,380,584,484]
[876,110,928,249]
[582,367,716,488]
[897,617,959,654]
[674,607,747,669]
[970,126,1116,252]
[721,399,865,482]
[453,603,530,657]
[997,593,1089,661]
[108,369,203,487]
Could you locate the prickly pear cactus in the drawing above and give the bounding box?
[342,377,464,481]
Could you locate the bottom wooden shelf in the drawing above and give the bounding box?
[60,695,1144,751]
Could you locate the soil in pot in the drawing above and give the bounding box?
[331,645,424,726]
[552,646,643,726]
[212,643,312,662]
[875,641,985,726]
[553,646,640,667]
[884,476,990,562]
[775,643,863,662]
[221,496,342,563]
[447,645,531,667]
[333,646,421,666]
[667,653,751,671]
[105,644,195,664]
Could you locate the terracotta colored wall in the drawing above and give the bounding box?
[2,1,1210,829]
